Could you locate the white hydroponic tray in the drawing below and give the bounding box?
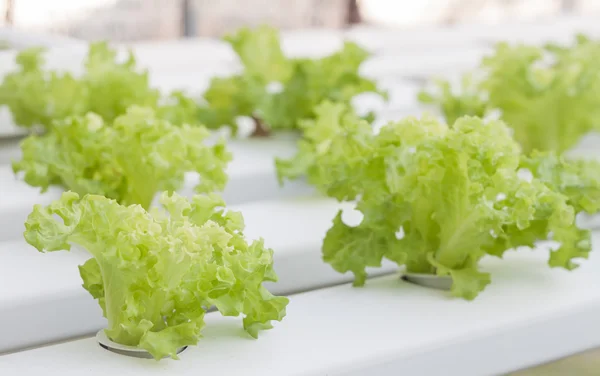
[0,195,398,354]
[0,27,83,50]
[455,15,600,45]
[3,15,600,374]
[1,237,598,375]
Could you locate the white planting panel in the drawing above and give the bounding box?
[0,195,397,354]
[456,15,600,45]
[343,25,488,55]
[360,46,492,81]
[1,240,598,375]
[0,27,83,50]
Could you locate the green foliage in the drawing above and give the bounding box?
[292,108,591,299]
[24,191,288,360]
[198,25,387,135]
[418,35,600,154]
[13,107,230,209]
[0,42,199,130]
[521,151,600,214]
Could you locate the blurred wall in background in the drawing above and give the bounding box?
[1,0,349,40]
[2,0,600,41]
[191,0,349,37]
[2,0,185,40]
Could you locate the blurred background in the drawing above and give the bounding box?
[1,0,600,42]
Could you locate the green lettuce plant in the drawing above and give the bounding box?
[418,35,600,154]
[282,106,592,299]
[275,101,365,186]
[198,25,387,137]
[0,42,199,130]
[13,106,230,209]
[24,191,289,360]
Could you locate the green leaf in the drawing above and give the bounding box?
[0,42,198,130]
[24,191,288,360]
[224,25,292,82]
[197,75,265,133]
[323,210,398,286]
[156,91,202,126]
[276,101,380,200]
[0,47,87,128]
[199,27,385,138]
[13,107,231,209]
[83,42,160,122]
[259,42,385,132]
[139,319,205,360]
[419,36,600,154]
[428,254,491,301]
[521,151,600,214]
[418,75,487,124]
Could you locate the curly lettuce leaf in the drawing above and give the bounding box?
[417,74,487,125]
[418,35,600,154]
[0,47,87,128]
[259,42,386,132]
[156,91,203,126]
[197,75,266,134]
[481,39,600,153]
[0,42,199,130]
[275,101,377,199]
[323,204,405,287]
[13,106,231,209]
[83,41,160,122]
[198,26,385,136]
[24,191,288,360]
[197,25,290,134]
[521,151,600,214]
[223,25,292,83]
[315,113,591,299]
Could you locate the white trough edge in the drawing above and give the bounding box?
[0,195,398,354]
[360,46,493,81]
[0,238,598,375]
[343,25,489,55]
[0,27,84,50]
[455,15,600,45]
[347,15,600,51]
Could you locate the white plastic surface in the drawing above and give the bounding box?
[0,108,27,138]
[0,26,83,50]
[281,29,345,58]
[1,240,598,375]
[567,133,600,160]
[348,15,600,49]
[456,15,600,45]
[0,195,397,354]
[343,25,488,54]
[95,330,187,359]
[360,46,493,80]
